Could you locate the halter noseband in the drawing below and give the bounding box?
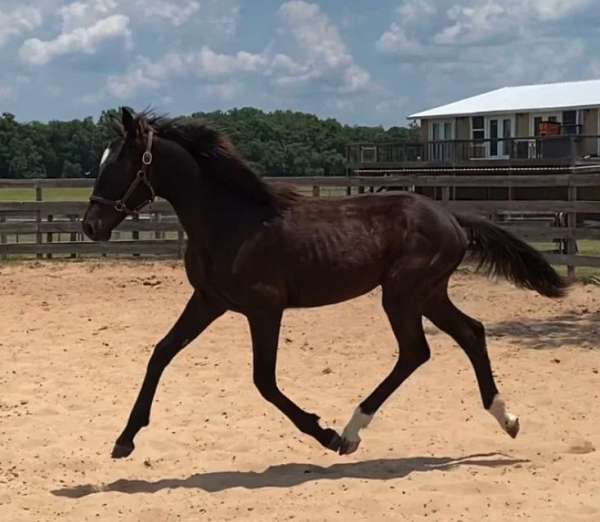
[90,129,155,216]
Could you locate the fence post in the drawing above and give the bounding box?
[69,215,78,259]
[441,185,450,202]
[0,215,6,261]
[132,215,140,257]
[567,184,577,281]
[177,230,185,259]
[154,212,162,240]
[46,214,53,259]
[35,182,42,259]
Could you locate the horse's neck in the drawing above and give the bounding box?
[157,160,261,246]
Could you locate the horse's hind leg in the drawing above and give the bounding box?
[112,291,225,458]
[339,287,431,455]
[425,285,520,438]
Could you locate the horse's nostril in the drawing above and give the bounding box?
[82,221,95,239]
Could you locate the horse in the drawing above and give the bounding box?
[82,108,567,459]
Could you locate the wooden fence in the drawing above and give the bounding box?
[2,174,600,277]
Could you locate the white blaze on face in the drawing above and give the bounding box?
[100,147,110,168]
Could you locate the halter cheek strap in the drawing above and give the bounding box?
[90,129,155,216]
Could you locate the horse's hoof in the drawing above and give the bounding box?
[506,417,520,439]
[111,442,134,459]
[339,437,360,456]
[323,429,342,452]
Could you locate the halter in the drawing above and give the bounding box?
[90,129,155,216]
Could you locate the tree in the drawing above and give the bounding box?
[0,108,417,179]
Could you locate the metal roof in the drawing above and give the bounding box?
[409,78,600,119]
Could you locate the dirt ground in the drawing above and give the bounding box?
[0,261,599,522]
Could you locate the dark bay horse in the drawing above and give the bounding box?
[82,108,567,458]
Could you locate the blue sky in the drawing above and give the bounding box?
[1,0,600,127]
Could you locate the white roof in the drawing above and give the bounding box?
[409,78,600,119]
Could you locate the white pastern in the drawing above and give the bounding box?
[342,407,373,443]
[488,394,520,438]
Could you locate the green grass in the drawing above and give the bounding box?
[0,187,92,202]
[0,185,354,202]
[530,240,600,281]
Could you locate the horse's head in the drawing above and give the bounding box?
[82,107,156,241]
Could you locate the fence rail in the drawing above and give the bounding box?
[2,175,600,277]
[346,135,600,166]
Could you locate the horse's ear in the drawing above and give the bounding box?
[121,106,136,136]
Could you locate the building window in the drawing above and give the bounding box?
[472,116,484,141]
[503,119,512,156]
[562,110,578,135]
[431,120,453,141]
[360,146,377,163]
[443,122,452,140]
[490,119,498,156]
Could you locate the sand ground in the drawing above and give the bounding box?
[0,261,599,521]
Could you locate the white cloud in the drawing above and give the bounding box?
[377,22,426,55]
[196,47,268,75]
[57,0,234,30]
[273,1,371,94]
[525,0,594,21]
[412,37,586,112]
[270,53,306,76]
[60,0,119,32]
[278,1,349,70]
[204,81,241,101]
[102,1,371,107]
[397,0,437,21]
[434,2,507,45]
[106,68,160,98]
[17,0,234,67]
[19,14,131,66]
[206,2,240,38]
[378,0,596,53]
[105,46,266,98]
[136,0,201,27]
[374,0,598,120]
[0,6,42,48]
[375,96,409,114]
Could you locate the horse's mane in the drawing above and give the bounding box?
[115,110,301,213]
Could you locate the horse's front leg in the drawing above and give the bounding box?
[112,291,225,458]
[248,312,341,452]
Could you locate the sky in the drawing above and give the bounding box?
[1,0,600,127]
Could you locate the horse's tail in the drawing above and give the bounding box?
[454,213,568,298]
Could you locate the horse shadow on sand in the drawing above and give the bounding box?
[485,310,600,350]
[52,452,527,498]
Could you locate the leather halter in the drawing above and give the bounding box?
[90,129,155,215]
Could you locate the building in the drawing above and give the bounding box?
[348,79,600,171]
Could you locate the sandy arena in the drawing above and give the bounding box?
[1,261,599,521]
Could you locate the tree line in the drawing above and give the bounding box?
[0,108,417,179]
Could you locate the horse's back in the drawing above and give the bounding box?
[277,192,466,307]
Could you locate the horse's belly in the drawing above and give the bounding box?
[285,259,385,308]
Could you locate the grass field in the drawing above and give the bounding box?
[0,187,92,201]
[0,186,350,201]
